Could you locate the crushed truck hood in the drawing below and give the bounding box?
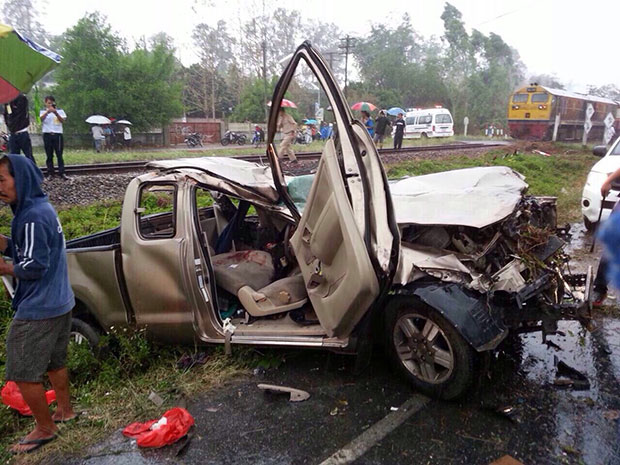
[390,166,528,228]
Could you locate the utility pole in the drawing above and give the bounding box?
[338,36,356,98]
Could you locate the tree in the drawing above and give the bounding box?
[2,0,49,45]
[527,74,564,89]
[188,21,236,119]
[54,13,182,132]
[587,84,620,101]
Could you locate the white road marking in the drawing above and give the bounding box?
[318,394,430,465]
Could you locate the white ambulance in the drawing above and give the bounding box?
[404,107,454,139]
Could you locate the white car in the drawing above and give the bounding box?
[582,140,620,230]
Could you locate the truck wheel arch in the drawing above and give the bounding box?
[392,283,508,352]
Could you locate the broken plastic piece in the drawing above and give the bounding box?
[257,383,310,402]
[148,391,164,407]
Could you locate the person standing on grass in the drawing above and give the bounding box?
[3,94,34,163]
[39,96,68,180]
[91,124,105,152]
[374,110,390,149]
[277,108,298,163]
[123,125,132,149]
[0,155,76,454]
[361,110,374,137]
[393,112,406,149]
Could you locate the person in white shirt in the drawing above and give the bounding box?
[91,125,105,153]
[123,125,131,149]
[40,96,68,180]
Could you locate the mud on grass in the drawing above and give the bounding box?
[386,144,598,224]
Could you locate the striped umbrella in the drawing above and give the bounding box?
[0,24,61,104]
[351,102,377,112]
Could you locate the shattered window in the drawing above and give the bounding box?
[418,115,432,124]
[138,184,176,239]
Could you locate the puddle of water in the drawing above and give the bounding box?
[516,317,620,464]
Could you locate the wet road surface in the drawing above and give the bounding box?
[56,224,620,465]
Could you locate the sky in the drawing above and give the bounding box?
[35,0,620,92]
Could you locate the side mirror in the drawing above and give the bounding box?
[593,145,608,157]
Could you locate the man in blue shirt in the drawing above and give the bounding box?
[0,154,76,454]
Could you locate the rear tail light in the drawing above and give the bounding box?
[432,125,435,132]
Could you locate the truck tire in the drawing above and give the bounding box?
[70,317,101,357]
[384,295,476,400]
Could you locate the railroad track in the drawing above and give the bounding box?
[53,142,506,176]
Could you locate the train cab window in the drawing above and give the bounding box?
[512,94,528,103]
[531,93,549,103]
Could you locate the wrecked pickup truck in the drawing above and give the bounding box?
[63,42,591,399]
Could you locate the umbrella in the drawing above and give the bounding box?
[85,115,112,125]
[0,23,62,104]
[267,99,298,108]
[303,119,318,125]
[351,102,377,112]
[387,107,406,116]
[116,119,132,125]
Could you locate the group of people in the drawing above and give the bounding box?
[3,94,67,179]
[275,107,407,163]
[91,123,131,153]
[360,110,406,150]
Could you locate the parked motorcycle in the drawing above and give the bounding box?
[295,128,312,145]
[221,130,247,146]
[184,132,203,147]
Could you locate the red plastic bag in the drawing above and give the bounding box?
[122,407,194,448]
[1,381,56,416]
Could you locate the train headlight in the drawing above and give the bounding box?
[512,105,519,110]
[538,104,547,110]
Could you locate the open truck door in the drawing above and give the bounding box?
[265,42,400,338]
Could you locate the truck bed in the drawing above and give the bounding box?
[66,227,120,250]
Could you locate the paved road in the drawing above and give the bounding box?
[57,226,620,465]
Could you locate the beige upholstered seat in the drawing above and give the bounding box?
[212,250,307,317]
[238,274,308,317]
[212,250,275,295]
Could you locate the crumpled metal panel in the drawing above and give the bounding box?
[409,283,508,351]
[147,157,280,203]
[390,166,528,228]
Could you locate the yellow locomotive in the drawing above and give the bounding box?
[507,84,619,141]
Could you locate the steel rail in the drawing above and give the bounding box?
[50,142,505,176]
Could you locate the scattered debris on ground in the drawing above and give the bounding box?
[257,384,310,402]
